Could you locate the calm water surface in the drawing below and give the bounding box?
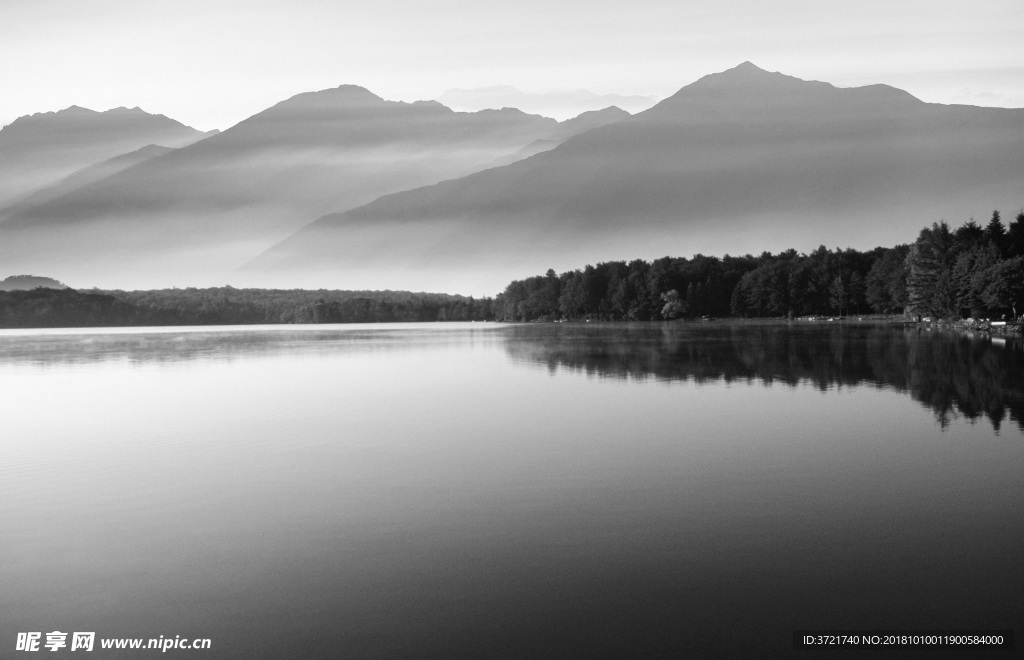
[1,322,1021,658]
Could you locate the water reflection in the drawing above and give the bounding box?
[2,321,1021,657]
[3,321,1021,432]
[504,322,1024,432]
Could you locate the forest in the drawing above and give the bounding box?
[2,210,1022,329]
[494,211,1024,322]
[0,287,493,328]
[94,287,494,324]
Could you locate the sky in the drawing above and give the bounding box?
[1,0,1022,131]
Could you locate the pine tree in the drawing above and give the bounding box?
[954,219,985,249]
[983,210,1007,255]
[953,243,1000,317]
[907,222,957,317]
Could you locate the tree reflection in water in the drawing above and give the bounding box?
[504,322,1024,433]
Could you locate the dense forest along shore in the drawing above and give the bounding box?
[2,209,1022,330]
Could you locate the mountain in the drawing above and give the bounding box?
[249,63,1024,296]
[0,274,68,291]
[486,106,631,168]
[438,86,658,119]
[0,87,564,288]
[0,106,212,210]
[1,144,177,216]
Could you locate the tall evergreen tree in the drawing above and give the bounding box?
[907,222,957,317]
[865,245,909,314]
[952,243,1000,317]
[983,210,1007,256]
[954,219,985,249]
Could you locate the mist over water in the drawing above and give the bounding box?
[1,322,1020,657]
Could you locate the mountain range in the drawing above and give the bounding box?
[247,62,1024,294]
[437,86,658,119]
[2,63,1021,294]
[0,88,622,288]
[0,106,213,210]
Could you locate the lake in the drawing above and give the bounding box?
[1,322,1021,657]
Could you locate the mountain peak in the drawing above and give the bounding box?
[104,106,148,115]
[265,85,387,115]
[333,84,380,97]
[59,105,97,116]
[638,62,836,119]
[560,105,630,126]
[698,61,800,86]
[733,61,766,73]
[656,62,924,113]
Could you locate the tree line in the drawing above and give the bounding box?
[0,287,495,328]
[94,287,495,324]
[3,209,1021,329]
[495,211,1024,322]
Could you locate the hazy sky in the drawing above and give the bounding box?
[2,0,1022,131]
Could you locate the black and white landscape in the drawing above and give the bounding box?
[2,2,1023,658]
[2,63,1022,293]
[249,62,1024,293]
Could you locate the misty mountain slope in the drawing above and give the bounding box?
[0,106,212,210]
[486,106,631,168]
[0,86,563,288]
[0,144,176,217]
[247,62,1024,295]
[438,86,658,118]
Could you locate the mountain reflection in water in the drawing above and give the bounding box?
[2,321,1021,657]
[504,322,1024,433]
